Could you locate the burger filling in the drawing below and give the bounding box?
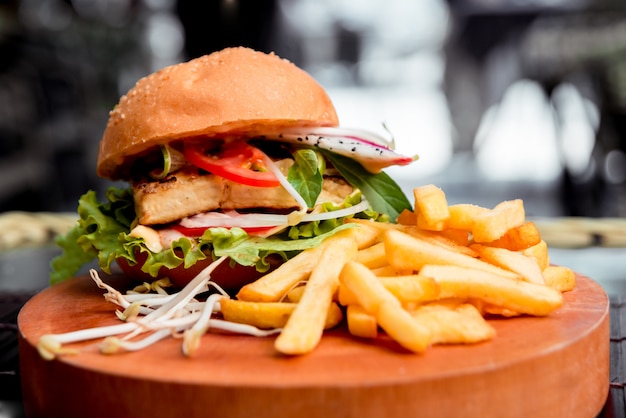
[51,128,417,286]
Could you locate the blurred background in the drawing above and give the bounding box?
[2,0,626,219]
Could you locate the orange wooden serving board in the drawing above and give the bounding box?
[18,272,609,418]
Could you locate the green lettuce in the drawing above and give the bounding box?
[50,187,360,285]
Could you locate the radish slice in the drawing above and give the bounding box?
[282,126,394,148]
[271,127,417,173]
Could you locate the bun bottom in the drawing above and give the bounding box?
[116,254,282,291]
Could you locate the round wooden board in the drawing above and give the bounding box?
[18,272,609,418]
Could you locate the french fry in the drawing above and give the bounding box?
[370,265,414,276]
[384,229,519,280]
[274,232,358,355]
[483,221,542,251]
[285,285,306,303]
[437,228,471,247]
[229,183,574,357]
[350,223,384,249]
[236,246,321,302]
[220,298,343,330]
[446,204,489,231]
[378,275,440,304]
[339,261,432,353]
[347,217,407,233]
[346,305,378,339]
[470,244,545,284]
[419,264,563,316]
[396,209,417,225]
[338,274,440,306]
[237,226,375,302]
[409,302,496,344]
[472,199,526,243]
[543,265,576,292]
[414,184,449,231]
[474,301,520,318]
[356,242,388,269]
[522,240,550,270]
[404,227,477,257]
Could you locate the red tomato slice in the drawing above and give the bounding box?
[171,224,277,237]
[183,142,280,187]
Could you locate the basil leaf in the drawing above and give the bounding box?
[287,149,323,208]
[321,151,411,221]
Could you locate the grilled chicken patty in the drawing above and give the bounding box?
[132,159,354,225]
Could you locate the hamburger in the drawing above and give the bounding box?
[51,47,416,290]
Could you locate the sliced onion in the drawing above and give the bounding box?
[261,154,308,225]
[180,198,370,230]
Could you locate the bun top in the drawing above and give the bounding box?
[97,47,339,179]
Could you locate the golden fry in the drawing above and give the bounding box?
[347,218,407,233]
[446,204,489,231]
[384,229,519,280]
[419,264,563,316]
[274,232,358,355]
[396,209,417,225]
[237,226,373,303]
[370,265,414,276]
[285,285,306,303]
[414,184,450,231]
[472,199,526,243]
[346,305,378,339]
[228,183,575,357]
[543,265,576,292]
[404,227,477,258]
[378,275,440,304]
[220,298,343,330]
[236,246,321,302]
[338,274,440,306]
[484,221,542,251]
[409,302,495,344]
[522,240,550,270]
[471,244,544,284]
[356,242,388,269]
[339,261,432,353]
[350,223,384,249]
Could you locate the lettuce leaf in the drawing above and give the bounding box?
[49,187,361,285]
[50,188,135,284]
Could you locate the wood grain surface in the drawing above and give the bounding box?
[18,272,609,418]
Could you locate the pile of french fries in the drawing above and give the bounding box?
[222,184,575,355]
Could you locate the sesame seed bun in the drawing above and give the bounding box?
[96,47,338,180]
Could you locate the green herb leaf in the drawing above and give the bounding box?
[50,188,135,284]
[321,151,411,221]
[287,149,323,208]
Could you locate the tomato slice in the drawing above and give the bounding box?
[183,142,280,187]
[171,224,276,237]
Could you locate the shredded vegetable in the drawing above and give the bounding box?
[37,258,282,360]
